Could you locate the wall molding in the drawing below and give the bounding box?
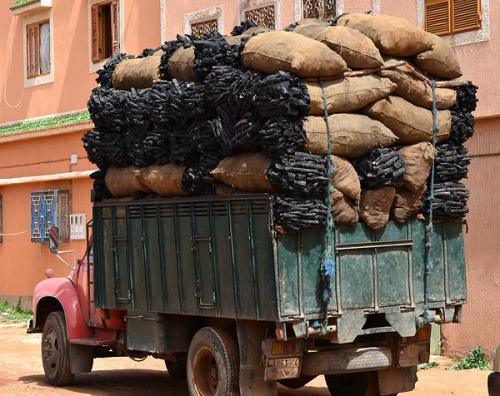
[184,5,224,35]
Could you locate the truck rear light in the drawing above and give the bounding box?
[271,340,300,355]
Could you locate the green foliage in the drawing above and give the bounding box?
[0,111,90,136]
[418,361,439,370]
[11,0,39,10]
[450,347,491,371]
[0,300,32,323]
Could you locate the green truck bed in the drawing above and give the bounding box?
[93,194,466,343]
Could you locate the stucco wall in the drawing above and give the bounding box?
[441,118,500,358]
[0,0,160,126]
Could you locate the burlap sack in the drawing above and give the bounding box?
[366,96,451,145]
[105,167,150,198]
[295,18,331,27]
[307,76,396,115]
[415,33,462,80]
[112,56,161,90]
[226,27,272,45]
[295,25,384,69]
[168,46,196,82]
[391,185,427,224]
[337,14,432,57]
[211,153,273,192]
[333,189,359,227]
[304,113,399,158]
[241,31,348,78]
[359,186,396,231]
[138,164,186,197]
[332,156,361,204]
[398,142,437,193]
[381,64,456,110]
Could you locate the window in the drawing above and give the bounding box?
[302,0,336,20]
[26,20,50,79]
[91,0,119,63]
[190,19,219,38]
[244,4,276,29]
[31,190,70,243]
[425,0,481,36]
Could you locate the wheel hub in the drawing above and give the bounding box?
[42,329,59,370]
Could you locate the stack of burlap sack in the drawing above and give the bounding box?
[96,13,472,232]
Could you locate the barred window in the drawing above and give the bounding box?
[244,5,276,29]
[302,0,336,20]
[190,19,219,38]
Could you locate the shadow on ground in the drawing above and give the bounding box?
[18,370,329,395]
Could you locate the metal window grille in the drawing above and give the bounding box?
[244,5,276,29]
[190,19,219,38]
[302,0,336,20]
[30,190,70,243]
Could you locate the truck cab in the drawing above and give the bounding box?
[29,195,466,396]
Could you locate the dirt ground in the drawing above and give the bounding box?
[0,324,490,396]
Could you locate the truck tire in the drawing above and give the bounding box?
[325,372,389,396]
[187,327,239,396]
[279,376,316,389]
[41,311,74,386]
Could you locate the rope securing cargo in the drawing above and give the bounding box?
[421,78,438,328]
[319,80,336,332]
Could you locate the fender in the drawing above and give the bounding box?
[33,277,93,340]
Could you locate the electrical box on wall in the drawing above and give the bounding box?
[70,213,86,240]
[31,190,70,243]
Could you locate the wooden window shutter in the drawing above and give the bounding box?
[111,0,120,55]
[27,23,41,78]
[452,0,481,33]
[91,4,101,62]
[425,0,451,36]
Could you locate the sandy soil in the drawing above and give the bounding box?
[0,324,490,395]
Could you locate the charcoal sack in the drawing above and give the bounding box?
[241,31,348,78]
[398,142,436,193]
[367,96,451,145]
[112,56,161,90]
[337,14,432,57]
[415,33,462,80]
[391,185,427,224]
[294,25,384,69]
[138,164,187,197]
[307,76,396,115]
[333,189,359,227]
[105,167,150,198]
[211,153,273,192]
[380,60,456,110]
[332,156,361,204]
[168,46,196,82]
[359,186,396,231]
[304,113,399,158]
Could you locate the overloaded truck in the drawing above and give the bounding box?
[28,194,466,395]
[29,10,473,396]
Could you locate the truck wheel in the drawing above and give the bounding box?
[279,376,316,389]
[325,372,382,396]
[41,311,74,386]
[165,358,187,380]
[187,327,239,396]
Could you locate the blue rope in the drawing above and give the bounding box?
[421,79,438,327]
[319,80,336,334]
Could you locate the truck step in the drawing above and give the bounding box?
[70,338,116,346]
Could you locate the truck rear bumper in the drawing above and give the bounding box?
[301,347,392,376]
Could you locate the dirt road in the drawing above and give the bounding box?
[0,324,489,396]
